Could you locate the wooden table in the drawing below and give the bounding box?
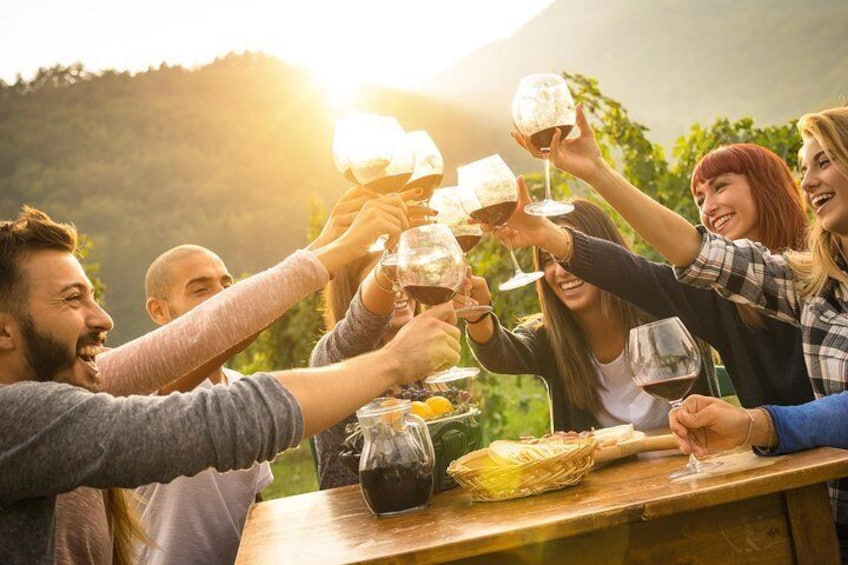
[236,447,848,564]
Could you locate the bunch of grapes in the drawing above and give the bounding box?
[395,386,473,405]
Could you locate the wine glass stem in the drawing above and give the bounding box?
[670,398,703,474]
[501,235,524,274]
[687,453,703,473]
[543,151,553,201]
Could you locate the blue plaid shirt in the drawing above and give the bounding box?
[675,226,848,524]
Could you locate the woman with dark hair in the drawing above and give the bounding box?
[506,134,814,411]
[461,198,714,433]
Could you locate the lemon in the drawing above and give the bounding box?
[410,400,435,420]
[424,395,454,417]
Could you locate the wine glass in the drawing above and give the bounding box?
[429,186,491,317]
[512,73,576,217]
[332,113,374,184]
[404,131,444,203]
[627,317,721,480]
[457,154,544,291]
[338,114,415,251]
[397,223,480,381]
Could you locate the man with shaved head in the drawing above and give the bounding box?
[136,244,271,564]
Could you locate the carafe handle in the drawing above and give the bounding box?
[406,413,435,468]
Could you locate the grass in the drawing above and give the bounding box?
[261,374,550,500]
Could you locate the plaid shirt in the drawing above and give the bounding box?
[675,226,848,523]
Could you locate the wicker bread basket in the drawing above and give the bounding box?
[446,436,597,502]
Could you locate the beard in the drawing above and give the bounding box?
[19,313,77,385]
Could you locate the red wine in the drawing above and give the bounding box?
[455,234,482,253]
[366,172,413,194]
[405,173,443,201]
[530,124,575,150]
[403,285,457,306]
[638,375,697,402]
[360,463,433,515]
[469,201,518,227]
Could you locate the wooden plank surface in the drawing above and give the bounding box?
[236,447,848,564]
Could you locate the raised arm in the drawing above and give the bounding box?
[310,274,395,367]
[513,105,703,267]
[0,304,460,501]
[100,194,413,396]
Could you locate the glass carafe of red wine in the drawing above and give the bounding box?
[627,316,721,480]
[357,398,435,516]
[512,73,576,217]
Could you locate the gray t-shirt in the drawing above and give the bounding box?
[0,373,302,565]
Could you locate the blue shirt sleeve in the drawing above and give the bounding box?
[758,392,848,454]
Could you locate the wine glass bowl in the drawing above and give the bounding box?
[627,317,720,480]
[512,73,576,217]
[397,223,465,306]
[458,155,544,291]
[397,223,481,381]
[429,186,484,254]
[348,115,415,194]
[404,131,444,202]
[333,113,375,184]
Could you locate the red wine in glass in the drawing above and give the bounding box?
[638,374,698,403]
[366,172,413,195]
[469,201,518,227]
[402,285,458,306]
[529,124,575,152]
[455,234,483,254]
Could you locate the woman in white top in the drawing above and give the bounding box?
[463,198,713,433]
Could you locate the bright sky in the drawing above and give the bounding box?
[1,0,552,90]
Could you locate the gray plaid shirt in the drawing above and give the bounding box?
[675,226,848,524]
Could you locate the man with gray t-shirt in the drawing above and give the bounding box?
[0,207,461,564]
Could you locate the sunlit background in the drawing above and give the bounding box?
[2,0,552,93]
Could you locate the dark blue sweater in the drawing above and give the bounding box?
[564,229,814,408]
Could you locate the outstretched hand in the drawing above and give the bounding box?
[476,177,561,252]
[384,303,461,384]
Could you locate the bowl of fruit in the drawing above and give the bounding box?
[340,383,482,493]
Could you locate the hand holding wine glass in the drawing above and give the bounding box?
[628,317,721,480]
[458,154,544,291]
[670,395,772,458]
[513,104,605,186]
[397,224,480,380]
[309,185,377,250]
[338,194,411,255]
[404,131,444,203]
[511,73,576,216]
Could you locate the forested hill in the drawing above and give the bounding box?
[425,0,848,147]
[0,54,517,343]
